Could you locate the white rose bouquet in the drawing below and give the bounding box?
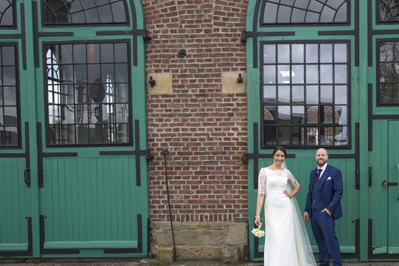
[252,218,265,238]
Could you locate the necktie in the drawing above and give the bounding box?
[317,169,322,181]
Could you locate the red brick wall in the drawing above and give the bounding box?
[143,0,249,222]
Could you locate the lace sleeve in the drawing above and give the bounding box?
[258,168,266,194]
[287,169,300,188]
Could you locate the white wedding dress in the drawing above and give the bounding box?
[258,168,316,266]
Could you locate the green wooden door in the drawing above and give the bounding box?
[1,0,149,258]
[369,120,399,257]
[0,2,33,257]
[245,0,360,261]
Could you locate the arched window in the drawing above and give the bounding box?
[42,0,128,25]
[0,0,15,27]
[262,0,348,25]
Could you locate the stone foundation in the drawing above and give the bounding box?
[150,222,249,264]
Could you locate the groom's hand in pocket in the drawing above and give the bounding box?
[321,208,332,216]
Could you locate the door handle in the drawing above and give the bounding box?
[24,169,31,187]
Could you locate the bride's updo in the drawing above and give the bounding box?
[272,146,287,158]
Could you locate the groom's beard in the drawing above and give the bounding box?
[317,160,327,167]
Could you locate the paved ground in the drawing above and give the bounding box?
[1,259,399,266]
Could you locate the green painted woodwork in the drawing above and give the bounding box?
[0,0,148,258]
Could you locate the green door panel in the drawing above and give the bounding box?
[40,157,140,252]
[0,159,31,254]
[370,120,388,255]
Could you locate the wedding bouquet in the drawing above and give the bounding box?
[252,227,265,238]
[252,218,265,238]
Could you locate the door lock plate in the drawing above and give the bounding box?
[382,180,398,188]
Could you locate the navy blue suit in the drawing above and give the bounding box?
[305,164,343,266]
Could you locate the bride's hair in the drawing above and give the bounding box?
[272,146,287,158]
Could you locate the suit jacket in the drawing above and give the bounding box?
[305,164,343,220]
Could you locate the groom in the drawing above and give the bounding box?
[304,148,343,266]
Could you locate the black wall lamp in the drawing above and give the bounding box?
[149,76,156,87]
[178,49,186,58]
[237,73,243,83]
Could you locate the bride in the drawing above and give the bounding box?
[254,146,316,266]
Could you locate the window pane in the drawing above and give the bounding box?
[292,127,305,145]
[320,85,333,104]
[292,44,304,63]
[306,85,319,104]
[278,106,291,125]
[45,42,131,145]
[292,86,305,103]
[263,65,276,84]
[335,106,348,125]
[264,45,276,64]
[263,85,276,104]
[306,106,319,124]
[306,65,319,83]
[334,44,347,63]
[3,67,15,85]
[292,65,304,84]
[334,65,347,83]
[335,86,347,104]
[279,127,291,145]
[292,106,305,124]
[43,0,128,25]
[278,86,290,104]
[278,65,291,84]
[321,106,334,124]
[4,107,17,126]
[264,126,277,146]
[264,106,277,124]
[278,45,290,63]
[306,44,318,63]
[4,86,16,105]
[320,44,333,63]
[320,65,333,83]
[306,127,319,145]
